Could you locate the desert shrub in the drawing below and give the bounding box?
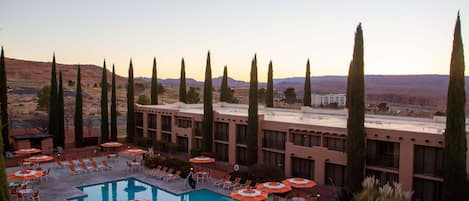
[166,143,182,153]
[355,177,412,201]
[143,155,164,169]
[134,136,153,148]
[190,148,202,158]
[153,140,167,152]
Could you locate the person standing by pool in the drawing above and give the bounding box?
[187,168,196,189]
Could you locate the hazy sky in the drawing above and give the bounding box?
[1,0,468,81]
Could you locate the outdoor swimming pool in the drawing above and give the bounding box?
[67,177,233,201]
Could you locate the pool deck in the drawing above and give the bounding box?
[6,156,334,201]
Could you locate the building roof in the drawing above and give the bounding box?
[136,103,467,135]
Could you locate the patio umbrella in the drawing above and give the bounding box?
[15,148,41,155]
[255,182,292,194]
[231,189,268,201]
[24,155,54,163]
[8,169,44,181]
[282,178,317,189]
[189,156,215,164]
[121,148,146,155]
[101,142,123,148]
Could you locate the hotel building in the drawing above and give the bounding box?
[135,103,469,201]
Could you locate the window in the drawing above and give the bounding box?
[136,128,143,137]
[263,130,286,150]
[148,130,156,140]
[177,136,189,152]
[413,178,442,201]
[414,145,443,177]
[366,169,399,184]
[161,115,172,132]
[236,147,247,165]
[236,125,247,145]
[194,138,203,149]
[136,112,143,127]
[215,143,229,162]
[177,118,192,128]
[324,137,345,152]
[148,114,157,129]
[325,163,345,187]
[162,133,171,143]
[291,157,314,180]
[215,122,229,141]
[292,132,321,147]
[263,151,285,171]
[195,122,203,136]
[366,140,400,169]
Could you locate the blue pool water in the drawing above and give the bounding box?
[67,178,233,201]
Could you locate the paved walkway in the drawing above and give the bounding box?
[6,155,336,201]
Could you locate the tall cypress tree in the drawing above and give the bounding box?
[110,65,118,141]
[74,65,83,147]
[345,23,365,194]
[202,51,213,152]
[303,59,312,107]
[180,58,187,103]
[265,61,274,108]
[57,72,65,148]
[151,57,158,105]
[0,47,9,151]
[247,55,259,165]
[100,60,109,143]
[345,61,352,108]
[0,113,10,201]
[220,65,230,102]
[48,54,59,148]
[126,59,135,142]
[443,13,468,201]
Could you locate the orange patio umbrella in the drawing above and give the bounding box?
[101,142,123,148]
[189,156,215,164]
[256,182,292,194]
[8,169,44,181]
[15,148,41,155]
[24,155,54,163]
[231,189,268,201]
[121,148,146,155]
[283,178,317,189]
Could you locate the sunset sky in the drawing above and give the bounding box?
[1,0,468,81]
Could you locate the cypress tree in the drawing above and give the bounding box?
[202,51,213,152]
[345,61,352,108]
[110,65,118,141]
[48,54,59,148]
[247,54,259,165]
[265,61,274,108]
[345,23,365,194]
[74,65,83,147]
[151,57,158,105]
[57,72,65,148]
[0,113,10,201]
[303,59,312,107]
[220,65,229,102]
[100,60,109,143]
[126,59,135,142]
[0,47,9,151]
[443,13,468,201]
[180,58,187,103]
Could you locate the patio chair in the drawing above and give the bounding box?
[223,177,241,190]
[157,168,173,180]
[234,180,252,190]
[101,160,112,170]
[16,192,25,201]
[68,165,80,176]
[31,190,40,201]
[154,167,168,178]
[79,162,90,174]
[91,161,102,171]
[164,170,181,182]
[126,161,134,172]
[55,160,64,169]
[41,168,51,180]
[214,175,231,187]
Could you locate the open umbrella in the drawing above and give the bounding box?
[255,182,292,194]
[101,142,123,148]
[24,155,54,163]
[231,189,268,201]
[189,156,215,164]
[282,178,317,189]
[121,148,146,155]
[15,148,41,155]
[8,170,44,181]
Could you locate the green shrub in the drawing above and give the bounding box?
[190,148,202,157]
[200,152,216,158]
[166,143,182,153]
[143,155,164,169]
[143,155,193,178]
[153,140,167,152]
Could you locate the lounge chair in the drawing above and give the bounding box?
[91,161,102,171]
[157,168,173,180]
[154,167,168,177]
[164,170,181,182]
[234,180,252,190]
[223,177,241,190]
[79,162,90,173]
[101,160,112,170]
[69,165,80,175]
[149,166,162,176]
[214,175,231,187]
[55,160,64,169]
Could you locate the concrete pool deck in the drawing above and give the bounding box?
[6,156,333,201]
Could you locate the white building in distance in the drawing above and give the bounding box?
[311,93,346,107]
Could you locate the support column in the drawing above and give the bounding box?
[156,114,162,141]
[143,112,148,137]
[399,142,414,191]
[228,122,237,165]
[171,115,177,143]
[315,159,326,184]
